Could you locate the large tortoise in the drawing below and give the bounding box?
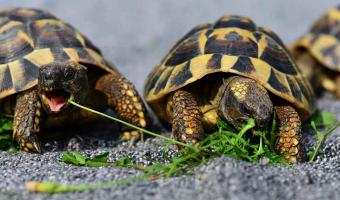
[292,5,340,98]
[0,8,147,153]
[144,16,316,162]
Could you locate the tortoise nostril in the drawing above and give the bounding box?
[45,79,54,86]
[43,71,53,81]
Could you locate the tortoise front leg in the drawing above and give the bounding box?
[13,88,42,153]
[95,73,147,142]
[167,90,204,144]
[274,104,305,163]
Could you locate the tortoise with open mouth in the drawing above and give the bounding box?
[144,16,316,162]
[0,8,147,153]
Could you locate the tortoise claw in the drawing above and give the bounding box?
[121,130,141,147]
[32,141,42,153]
[18,135,42,153]
[128,137,137,148]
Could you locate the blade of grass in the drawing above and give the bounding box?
[68,100,194,150]
[237,118,256,137]
[309,121,340,161]
[26,175,146,193]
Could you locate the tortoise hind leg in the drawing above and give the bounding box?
[274,104,305,163]
[13,88,42,153]
[319,74,340,98]
[95,73,147,143]
[167,90,204,144]
[335,75,340,98]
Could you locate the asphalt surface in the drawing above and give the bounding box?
[0,1,340,200]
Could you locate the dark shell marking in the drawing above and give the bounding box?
[170,61,193,87]
[213,16,256,31]
[311,14,340,38]
[0,8,117,99]
[160,23,212,65]
[231,56,255,73]
[30,22,83,49]
[320,44,340,67]
[258,27,286,48]
[145,15,316,116]
[205,31,258,57]
[287,76,303,102]
[260,37,298,75]
[0,65,13,92]
[267,68,289,93]
[50,48,70,61]
[206,54,222,69]
[14,59,39,90]
[0,23,34,64]
[154,67,174,94]
[0,8,56,22]
[165,32,202,66]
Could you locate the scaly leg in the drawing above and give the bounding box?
[95,73,147,142]
[13,88,42,153]
[274,104,305,163]
[167,90,204,144]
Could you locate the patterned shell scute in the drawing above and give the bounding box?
[145,15,316,117]
[0,8,116,99]
[294,6,340,71]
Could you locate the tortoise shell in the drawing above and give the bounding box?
[293,6,340,71]
[144,15,316,120]
[0,8,118,99]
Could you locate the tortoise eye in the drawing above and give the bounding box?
[64,68,75,80]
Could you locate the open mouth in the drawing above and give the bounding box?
[42,90,71,113]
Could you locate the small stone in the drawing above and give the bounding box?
[259,157,270,165]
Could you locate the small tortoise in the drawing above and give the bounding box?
[0,8,147,153]
[292,5,340,98]
[144,16,316,162]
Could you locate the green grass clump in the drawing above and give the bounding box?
[62,151,134,168]
[0,115,16,151]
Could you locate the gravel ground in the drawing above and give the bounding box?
[0,1,340,200]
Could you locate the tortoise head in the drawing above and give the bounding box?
[218,76,273,130]
[38,61,89,114]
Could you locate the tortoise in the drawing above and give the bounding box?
[291,5,340,98]
[0,8,147,153]
[144,16,316,162]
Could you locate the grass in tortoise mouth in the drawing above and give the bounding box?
[0,100,339,194]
